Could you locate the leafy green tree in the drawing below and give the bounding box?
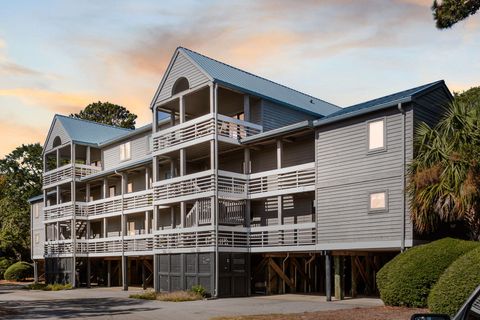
[408,89,480,240]
[0,144,43,260]
[70,101,137,129]
[454,86,480,105]
[432,0,480,29]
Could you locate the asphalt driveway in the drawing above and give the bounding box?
[0,284,383,320]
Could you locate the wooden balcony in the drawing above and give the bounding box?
[44,240,74,256]
[153,170,248,205]
[153,170,216,204]
[44,201,87,221]
[249,222,316,252]
[152,113,262,155]
[43,164,101,188]
[154,226,216,253]
[248,162,316,199]
[123,189,153,213]
[86,195,122,217]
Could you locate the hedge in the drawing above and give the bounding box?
[0,257,13,280]
[377,238,479,308]
[3,261,33,281]
[428,246,480,316]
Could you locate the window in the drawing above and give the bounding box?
[34,233,40,244]
[171,77,189,95]
[127,182,133,193]
[34,205,39,218]
[368,119,385,151]
[147,135,152,153]
[120,142,131,161]
[369,191,387,211]
[109,186,116,197]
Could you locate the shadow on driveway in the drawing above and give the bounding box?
[0,297,160,319]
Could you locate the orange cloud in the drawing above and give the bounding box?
[0,88,94,114]
[0,120,46,158]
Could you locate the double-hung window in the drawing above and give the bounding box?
[120,142,131,161]
[368,119,385,152]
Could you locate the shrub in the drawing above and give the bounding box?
[129,291,157,300]
[157,291,203,302]
[24,283,47,290]
[3,262,33,281]
[25,283,73,291]
[0,258,13,280]
[191,284,207,297]
[377,238,479,307]
[428,246,480,316]
[45,283,73,291]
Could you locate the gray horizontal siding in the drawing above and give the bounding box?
[316,106,413,248]
[45,120,70,151]
[282,135,314,167]
[261,100,315,131]
[156,52,209,103]
[102,132,151,170]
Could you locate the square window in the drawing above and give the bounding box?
[369,192,387,211]
[368,119,385,151]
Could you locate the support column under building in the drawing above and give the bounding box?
[325,252,332,302]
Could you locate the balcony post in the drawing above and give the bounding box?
[71,143,77,288]
[277,139,283,226]
[243,95,250,122]
[145,211,149,234]
[86,146,91,165]
[56,148,60,168]
[244,147,251,228]
[56,186,60,205]
[179,95,186,228]
[103,217,107,238]
[102,178,108,199]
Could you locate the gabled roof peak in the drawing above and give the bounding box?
[154,46,341,117]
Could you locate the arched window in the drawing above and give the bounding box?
[52,136,62,148]
[172,77,189,95]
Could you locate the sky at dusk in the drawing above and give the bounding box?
[0,0,479,157]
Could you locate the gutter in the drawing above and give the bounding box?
[313,97,412,128]
[398,102,406,252]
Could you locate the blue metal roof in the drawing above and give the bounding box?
[179,47,341,117]
[56,115,133,145]
[322,80,445,120]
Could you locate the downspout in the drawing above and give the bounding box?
[115,169,127,290]
[397,103,406,252]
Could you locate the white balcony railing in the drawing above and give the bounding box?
[248,162,316,198]
[82,237,123,254]
[217,170,248,199]
[154,226,216,251]
[44,201,87,221]
[123,189,153,213]
[44,240,74,255]
[86,195,122,217]
[153,170,215,204]
[152,113,262,154]
[43,164,101,187]
[217,114,263,140]
[249,222,316,248]
[124,235,154,253]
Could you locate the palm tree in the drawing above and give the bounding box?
[408,100,480,240]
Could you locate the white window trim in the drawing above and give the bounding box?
[120,142,131,161]
[366,117,387,154]
[368,190,389,213]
